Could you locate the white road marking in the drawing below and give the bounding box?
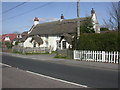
[26,70,88,88]
[0,63,12,67]
[1,63,88,88]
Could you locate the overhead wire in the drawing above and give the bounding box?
[2,0,30,14]
[3,2,53,21]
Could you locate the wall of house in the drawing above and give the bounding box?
[23,37,33,47]
[60,39,70,49]
[40,36,59,51]
[91,13,100,33]
[22,35,70,51]
[40,36,70,51]
[4,37,10,41]
[18,43,24,47]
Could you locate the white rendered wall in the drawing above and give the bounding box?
[34,21,39,26]
[91,13,100,33]
[23,37,33,47]
[40,37,48,47]
[60,39,69,49]
[40,36,70,51]
[23,36,70,51]
[40,36,59,51]
[4,37,10,41]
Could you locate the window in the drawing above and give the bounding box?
[59,42,61,48]
[56,41,61,49]
[62,41,66,49]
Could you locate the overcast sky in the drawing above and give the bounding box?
[2,2,113,34]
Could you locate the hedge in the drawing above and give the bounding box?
[73,31,118,51]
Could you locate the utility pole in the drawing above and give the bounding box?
[77,0,80,39]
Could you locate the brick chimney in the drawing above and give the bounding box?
[91,8,95,16]
[60,14,64,21]
[34,17,39,26]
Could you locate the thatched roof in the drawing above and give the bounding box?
[63,33,73,44]
[31,36,43,45]
[29,17,90,36]
[19,36,28,42]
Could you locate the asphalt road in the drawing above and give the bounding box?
[2,65,83,88]
[2,54,118,88]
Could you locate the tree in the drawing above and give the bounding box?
[103,2,120,51]
[103,2,120,31]
[80,17,95,33]
[73,17,95,50]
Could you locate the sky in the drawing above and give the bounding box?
[1,1,114,34]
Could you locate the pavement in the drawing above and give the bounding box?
[2,52,118,71]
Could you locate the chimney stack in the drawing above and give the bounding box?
[34,17,39,26]
[91,8,95,16]
[61,14,64,19]
[60,14,64,21]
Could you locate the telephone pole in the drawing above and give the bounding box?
[77,0,80,39]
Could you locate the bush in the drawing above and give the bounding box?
[100,27,109,31]
[15,41,19,45]
[5,42,13,49]
[73,32,118,51]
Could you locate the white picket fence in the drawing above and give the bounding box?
[73,50,119,64]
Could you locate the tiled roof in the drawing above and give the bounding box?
[2,34,17,42]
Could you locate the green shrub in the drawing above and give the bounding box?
[73,32,118,51]
[100,27,109,31]
[5,42,13,49]
[15,41,19,45]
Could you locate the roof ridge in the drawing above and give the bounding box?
[36,17,90,26]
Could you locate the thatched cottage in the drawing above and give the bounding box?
[20,8,100,51]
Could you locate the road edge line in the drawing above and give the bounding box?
[26,70,88,88]
[0,63,12,67]
[1,63,88,88]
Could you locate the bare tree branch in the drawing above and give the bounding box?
[103,2,120,31]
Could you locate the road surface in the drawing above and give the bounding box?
[2,54,118,88]
[2,65,84,88]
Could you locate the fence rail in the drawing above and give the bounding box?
[73,50,119,64]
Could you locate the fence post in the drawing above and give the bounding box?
[116,51,119,64]
[93,51,94,61]
[113,51,116,63]
[73,50,76,59]
[102,51,105,62]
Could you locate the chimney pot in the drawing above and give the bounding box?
[34,17,39,26]
[61,14,64,19]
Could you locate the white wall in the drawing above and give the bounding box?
[60,39,69,49]
[40,36,60,51]
[91,13,100,33]
[40,36,70,51]
[23,35,70,51]
[23,37,33,48]
[4,37,10,41]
